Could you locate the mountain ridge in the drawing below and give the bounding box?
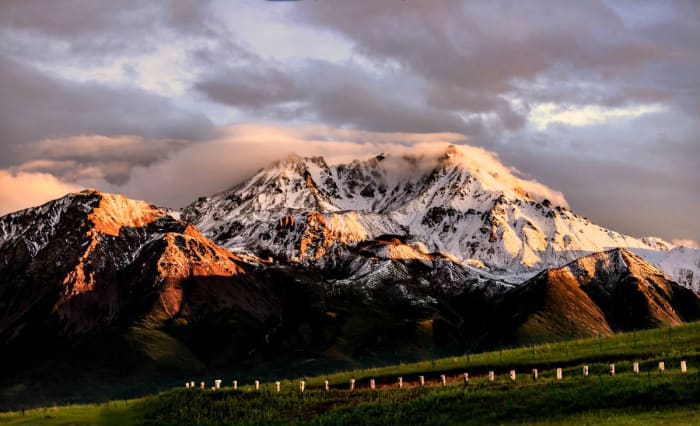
[182,145,700,289]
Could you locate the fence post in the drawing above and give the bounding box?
[463,373,469,384]
[350,378,355,391]
[419,375,425,387]
[233,380,237,390]
[215,380,221,389]
[440,374,447,386]
[609,363,615,376]
[658,361,665,374]
[583,365,589,377]
[255,380,260,391]
[681,360,687,374]
[325,380,330,391]
[633,362,639,375]
[532,368,538,381]
[276,381,280,393]
[488,371,495,382]
[370,379,376,390]
[509,370,516,382]
[556,368,563,380]
[398,377,403,389]
[300,380,305,393]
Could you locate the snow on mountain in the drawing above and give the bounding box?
[182,145,698,289]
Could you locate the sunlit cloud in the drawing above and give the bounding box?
[529,102,665,130]
[671,239,699,249]
[0,170,81,215]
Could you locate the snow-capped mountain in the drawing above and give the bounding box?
[183,145,700,289]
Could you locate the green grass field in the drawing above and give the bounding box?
[2,322,699,425]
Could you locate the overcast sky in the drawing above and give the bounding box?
[0,0,698,246]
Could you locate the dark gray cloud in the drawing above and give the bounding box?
[0,0,216,60]
[0,55,212,168]
[0,0,698,244]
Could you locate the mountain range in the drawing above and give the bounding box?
[1,144,698,407]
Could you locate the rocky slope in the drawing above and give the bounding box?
[482,249,700,346]
[0,189,282,349]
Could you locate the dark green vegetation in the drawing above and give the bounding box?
[2,322,700,425]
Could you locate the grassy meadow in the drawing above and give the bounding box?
[2,322,699,425]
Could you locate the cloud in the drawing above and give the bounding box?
[13,135,191,184]
[529,102,665,130]
[0,171,81,215]
[75,124,564,209]
[671,239,699,249]
[0,55,212,167]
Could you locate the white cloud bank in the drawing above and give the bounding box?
[0,124,567,212]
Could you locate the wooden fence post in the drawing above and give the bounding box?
[532,368,538,381]
[633,362,639,375]
[440,374,447,386]
[556,368,563,380]
[419,375,425,387]
[276,381,280,393]
[659,362,665,374]
[583,365,589,377]
[609,363,615,376]
[681,360,687,374]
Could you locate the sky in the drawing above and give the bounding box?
[0,0,698,246]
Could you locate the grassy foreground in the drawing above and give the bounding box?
[2,322,700,425]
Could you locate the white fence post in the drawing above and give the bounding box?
[419,376,425,387]
[681,360,687,374]
[633,362,639,375]
[488,371,495,382]
[233,380,237,390]
[276,381,280,393]
[350,378,355,391]
[463,373,469,384]
[300,380,305,393]
[398,377,403,389]
[609,363,615,376]
[532,369,538,381]
[255,380,260,391]
[370,379,376,390]
[659,361,665,374]
[440,374,447,386]
[325,380,330,391]
[556,368,562,380]
[583,365,589,377]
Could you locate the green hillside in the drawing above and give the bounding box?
[3,321,700,425]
